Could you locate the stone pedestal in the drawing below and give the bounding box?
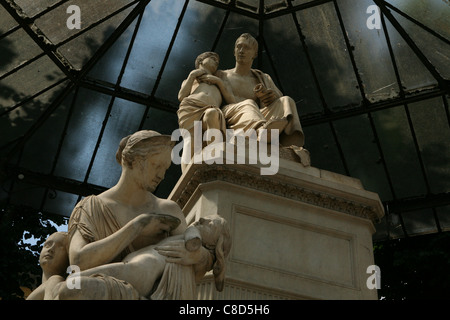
[168,146,384,300]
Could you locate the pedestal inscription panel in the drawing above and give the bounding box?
[231,206,355,288]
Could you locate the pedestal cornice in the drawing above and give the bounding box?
[169,162,385,223]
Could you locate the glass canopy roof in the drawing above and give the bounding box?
[1,0,449,242]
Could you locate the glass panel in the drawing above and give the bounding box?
[302,123,347,176]
[384,18,437,92]
[88,18,138,84]
[373,216,389,241]
[0,55,66,108]
[236,0,259,13]
[0,180,10,203]
[265,15,324,115]
[296,2,362,110]
[0,29,42,76]
[333,114,393,201]
[88,98,146,188]
[15,0,61,18]
[9,182,46,210]
[0,79,69,149]
[155,1,227,104]
[141,107,179,136]
[42,190,80,217]
[371,106,427,199]
[387,212,406,239]
[337,0,401,103]
[57,5,135,70]
[386,0,450,40]
[291,0,318,5]
[408,97,450,194]
[264,0,288,13]
[34,0,136,45]
[391,10,450,79]
[16,82,73,174]
[259,44,280,89]
[121,0,186,94]
[436,206,450,232]
[53,88,112,181]
[0,5,18,35]
[401,208,438,236]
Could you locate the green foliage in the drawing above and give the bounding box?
[0,201,67,300]
[374,231,450,300]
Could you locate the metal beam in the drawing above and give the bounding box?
[80,75,449,129]
[301,87,449,127]
[79,77,178,113]
[385,193,450,214]
[195,0,259,19]
[265,0,333,20]
[2,165,107,197]
[4,163,449,217]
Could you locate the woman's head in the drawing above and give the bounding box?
[116,130,174,169]
[115,130,175,192]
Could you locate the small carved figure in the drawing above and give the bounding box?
[177,52,235,171]
[26,232,70,300]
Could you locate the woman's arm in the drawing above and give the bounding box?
[69,213,167,270]
[26,283,46,300]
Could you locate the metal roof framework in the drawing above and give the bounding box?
[0,0,449,241]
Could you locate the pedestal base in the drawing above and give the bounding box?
[169,153,384,300]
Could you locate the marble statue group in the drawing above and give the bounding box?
[177,33,309,170]
[27,33,307,300]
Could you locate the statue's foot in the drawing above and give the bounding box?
[289,145,311,167]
